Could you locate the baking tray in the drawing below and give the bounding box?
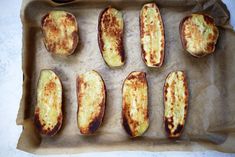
[17,0,235,154]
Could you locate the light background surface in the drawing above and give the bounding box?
[0,0,234,156]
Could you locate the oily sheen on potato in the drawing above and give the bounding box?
[180,14,219,57]
[140,3,164,67]
[77,70,106,134]
[98,7,125,67]
[122,71,149,137]
[164,71,188,138]
[34,69,63,136]
[41,11,78,55]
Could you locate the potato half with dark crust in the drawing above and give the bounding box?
[41,11,78,55]
[140,3,164,67]
[34,69,63,136]
[77,70,106,135]
[180,14,219,57]
[164,71,188,138]
[122,71,149,137]
[98,6,125,67]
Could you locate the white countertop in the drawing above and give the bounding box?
[0,0,234,156]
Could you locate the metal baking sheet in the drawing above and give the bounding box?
[17,0,235,154]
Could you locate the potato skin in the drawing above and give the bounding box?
[77,70,106,135]
[140,3,164,67]
[34,69,63,136]
[122,71,149,137]
[179,14,219,57]
[98,6,125,68]
[41,11,78,55]
[164,71,188,138]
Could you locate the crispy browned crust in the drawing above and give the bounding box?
[41,11,78,56]
[98,6,125,67]
[76,70,106,135]
[163,71,188,138]
[179,14,219,57]
[122,71,149,137]
[34,69,63,136]
[140,3,165,67]
[34,109,62,136]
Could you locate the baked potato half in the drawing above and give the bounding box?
[164,71,188,138]
[41,11,78,55]
[180,13,219,57]
[140,3,164,67]
[98,6,125,67]
[122,71,149,137]
[34,69,63,136]
[77,70,106,134]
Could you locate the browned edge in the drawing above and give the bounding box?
[76,70,106,135]
[179,13,219,58]
[97,6,125,68]
[121,71,149,138]
[34,69,63,137]
[139,2,165,68]
[41,11,79,56]
[163,70,189,139]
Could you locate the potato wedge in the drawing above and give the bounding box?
[98,6,125,67]
[140,3,164,67]
[41,11,78,55]
[34,69,63,136]
[122,71,149,137]
[77,70,106,134]
[180,14,219,57]
[164,71,188,138]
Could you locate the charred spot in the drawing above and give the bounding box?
[34,110,62,136]
[47,42,56,53]
[46,120,62,136]
[173,124,183,136]
[206,42,215,52]
[34,112,43,133]
[66,13,73,20]
[127,72,146,83]
[203,15,214,25]
[164,83,169,101]
[88,117,101,134]
[122,114,133,137]
[41,13,50,26]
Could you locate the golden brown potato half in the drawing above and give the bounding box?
[122,71,149,137]
[140,3,164,67]
[41,11,78,55]
[164,71,189,138]
[77,70,106,134]
[180,14,219,57]
[98,6,125,68]
[34,69,63,136]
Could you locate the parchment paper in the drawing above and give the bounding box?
[17,0,235,154]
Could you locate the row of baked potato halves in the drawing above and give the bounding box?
[41,3,219,66]
[35,69,188,138]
